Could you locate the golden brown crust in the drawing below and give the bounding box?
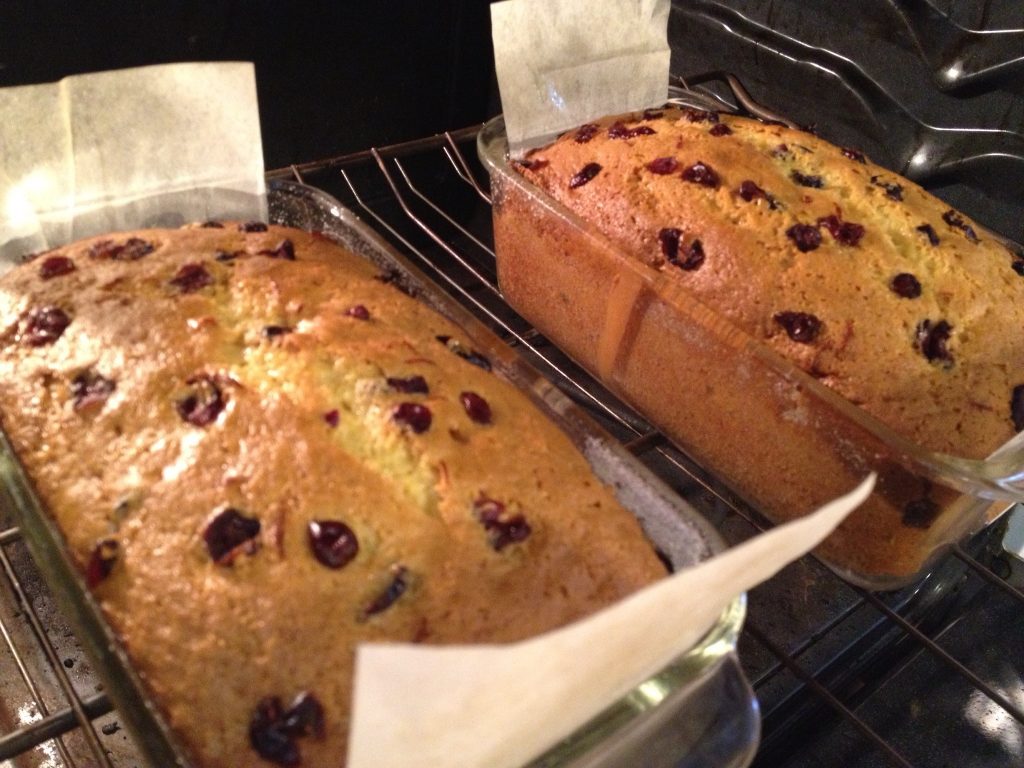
[0,224,664,767]
[499,107,1024,582]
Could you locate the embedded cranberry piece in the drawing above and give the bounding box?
[786,224,822,252]
[200,220,224,228]
[215,249,244,262]
[1012,385,1024,431]
[250,698,300,767]
[259,239,296,260]
[393,402,432,433]
[902,497,939,529]
[386,375,429,394]
[681,161,720,188]
[460,391,492,424]
[517,157,549,171]
[573,123,599,143]
[436,336,492,372]
[791,170,824,188]
[86,539,118,588]
[23,306,71,346]
[774,311,822,343]
[682,108,719,123]
[282,692,325,739]
[670,239,705,271]
[239,221,268,232]
[203,508,260,565]
[362,565,409,618]
[842,147,867,163]
[175,374,225,426]
[569,162,602,189]
[262,325,292,338]
[891,273,922,298]
[709,123,732,136]
[308,520,359,569]
[169,262,213,293]
[89,238,155,261]
[871,176,904,201]
[1013,258,1024,277]
[942,210,979,243]
[642,108,664,120]
[607,122,656,139]
[474,496,531,551]
[916,224,940,246]
[323,409,340,427]
[817,215,865,246]
[916,319,953,363]
[771,144,791,159]
[658,228,681,260]
[345,305,370,320]
[71,370,116,411]
[737,180,779,209]
[646,157,679,175]
[39,256,76,280]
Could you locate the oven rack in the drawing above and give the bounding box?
[0,128,1021,768]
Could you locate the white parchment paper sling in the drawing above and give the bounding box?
[0,62,265,269]
[348,474,876,768]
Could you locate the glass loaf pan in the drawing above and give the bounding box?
[0,179,756,768]
[479,112,1024,591]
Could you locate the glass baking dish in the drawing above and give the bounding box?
[478,103,1024,591]
[0,179,756,768]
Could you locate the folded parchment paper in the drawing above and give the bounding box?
[491,0,671,152]
[348,475,875,768]
[0,62,265,268]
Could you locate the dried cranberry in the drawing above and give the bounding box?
[682,108,719,123]
[200,220,224,228]
[308,520,359,569]
[786,224,822,252]
[569,162,602,189]
[681,161,720,188]
[23,306,71,346]
[39,256,76,280]
[670,239,705,271]
[890,273,922,299]
[646,157,679,175]
[1012,385,1024,431]
[916,319,953,364]
[791,170,824,188]
[436,336,492,372]
[281,692,325,739]
[771,144,792,159]
[89,238,154,261]
[737,180,779,209]
[239,221,268,232]
[215,249,244,262]
[870,176,904,201]
[85,539,118,587]
[941,210,979,243]
[916,224,940,246]
[169,263,213,293]
[71,370,116,411]
[658,228,681,260]
[817,215,865,246]
[250,697,300,766]
[607,122,655,139]
[460,392,492,424]
[1013,258,1024,277]
[573,124,599,143]
[262,325,292,338]
[175,374,225,426]
[842,147,867,163]
[259,239,296,260]
[203,508,260,565]
[774,311,822,343]
[361,565,409,618]
[474,496,531,551]
[345,305,370,320]
[323,409,339,427]
[517,157,549,171]
[386,375,429,394]
[642,108,664,120]
[902,498,939,529]
[393,402,432,433]
[709,123,732,136]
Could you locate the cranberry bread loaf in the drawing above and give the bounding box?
[0,224,666,767]
[494,106,1024,582]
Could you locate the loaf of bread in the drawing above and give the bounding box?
[492,106,1024,583]
[0,224,666,766]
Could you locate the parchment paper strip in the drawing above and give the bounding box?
[348,474,876,768]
